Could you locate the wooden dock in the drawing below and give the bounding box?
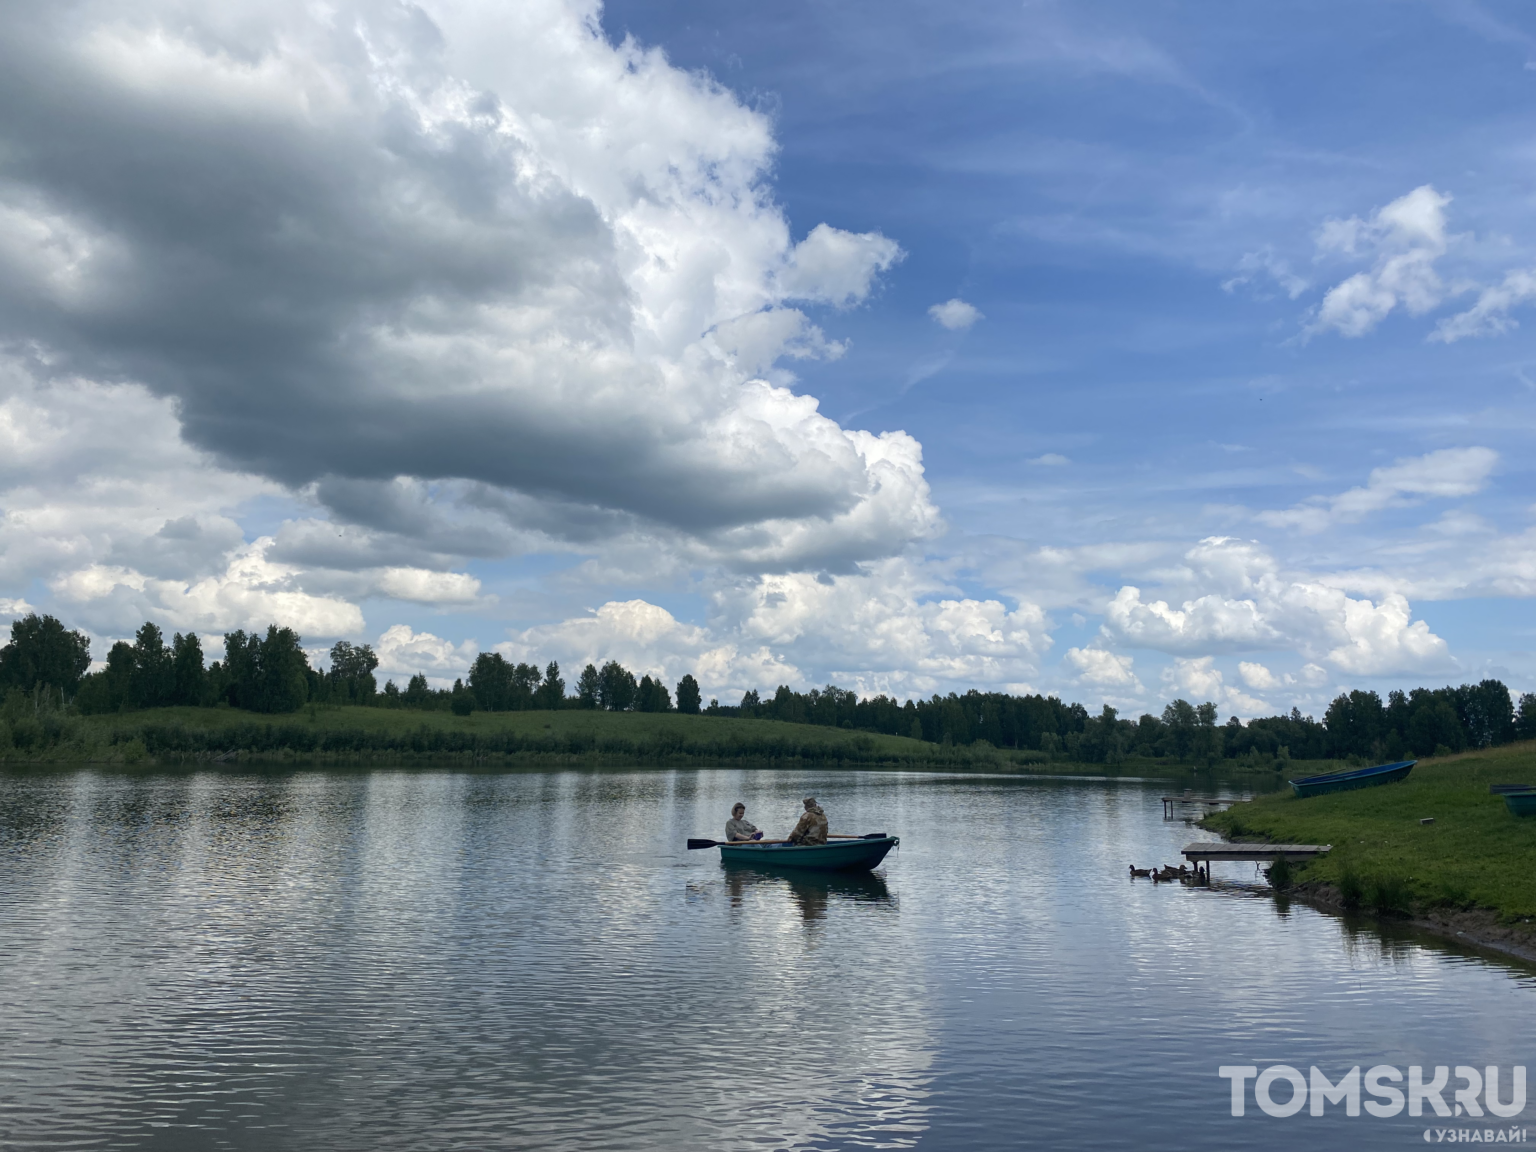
[1182,842,1331,864]
[1161,792,1236,817]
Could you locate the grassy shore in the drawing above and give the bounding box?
[1200,741,1536,930]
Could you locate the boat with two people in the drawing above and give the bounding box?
[687,833,899,872]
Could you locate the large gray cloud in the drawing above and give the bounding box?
[0,0,924,565]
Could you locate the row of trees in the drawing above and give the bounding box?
[70,624,316,715]
[714,678,1535,764]
[3,613,1535,760]
[0,615,708,719]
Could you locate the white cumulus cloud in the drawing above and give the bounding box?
[1099,537,1452,677]
[50,543,365,640]
[0,0,926,579]
[500,599,799,702]
[1160,656,1270,718]
[927,298,983,330]
[782,224,905,307]
[372,568,486,606]
[1237,661,1281,691]
[1064,646,1142,690]
[375,624,479,688]
[497,559,1052,702]
[1309,185,1453,338]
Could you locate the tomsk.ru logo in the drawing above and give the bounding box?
[1218,1066,1527,1119]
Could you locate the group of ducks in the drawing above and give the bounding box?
[1128,863,1206,883]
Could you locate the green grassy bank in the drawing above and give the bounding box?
[1200,742,1536,925]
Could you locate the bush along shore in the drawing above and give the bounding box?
[1199,741,1536,962]
[0,703,1062,770]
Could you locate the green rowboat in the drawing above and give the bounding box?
[1503,790,1536,817]
[717,835,898,872]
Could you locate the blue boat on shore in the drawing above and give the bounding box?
[1502,790,1536,817]
[1290,760,1416,799]
[717,835,899,872]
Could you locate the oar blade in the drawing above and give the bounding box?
[686,838,719,850]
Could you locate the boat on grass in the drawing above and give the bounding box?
[1502,790,1536,817]
[1290,760,1415,799]
[717,835,898,873]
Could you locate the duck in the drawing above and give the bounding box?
[1129,866,1152,878]
[1156,865,1182,881]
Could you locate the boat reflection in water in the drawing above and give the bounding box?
[722,863,894,921]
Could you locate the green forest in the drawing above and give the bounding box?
[1,612,1533,765]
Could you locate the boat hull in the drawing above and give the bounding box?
[718,836,898,872]
[1290,760,1415,799]
[1503,791,1536,817]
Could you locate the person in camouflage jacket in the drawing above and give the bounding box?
[786,797,828,846]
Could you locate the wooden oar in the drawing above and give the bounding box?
[687,837,791,849]
[686,833,890,849]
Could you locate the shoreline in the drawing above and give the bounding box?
[0,705,1305,778]
[0,750,1288,778]
[1287,880,1536,967]
[1198,740,1536,966]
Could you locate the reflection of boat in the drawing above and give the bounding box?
[724,865,892,920]
[1290,760,1415,799]
[717,835,898,872]
[1502,790,1536,817]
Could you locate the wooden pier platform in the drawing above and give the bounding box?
[1182,842,1331,864]
[1161,792,1236,817]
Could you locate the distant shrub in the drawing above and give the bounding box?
[1265,856,1294,890]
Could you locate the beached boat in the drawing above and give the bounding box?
[1502,790,1536,817]
[1289,760,1415,799]
[717,835,898,872]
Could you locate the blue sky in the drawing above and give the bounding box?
[0,0,1531,716]
[598,0,1536,699]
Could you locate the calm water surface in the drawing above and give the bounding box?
[1,767,1532,1150]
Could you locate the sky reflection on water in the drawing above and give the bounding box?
[0,767,1532,1150]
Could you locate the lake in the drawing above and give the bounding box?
[1,766,1531,1150]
